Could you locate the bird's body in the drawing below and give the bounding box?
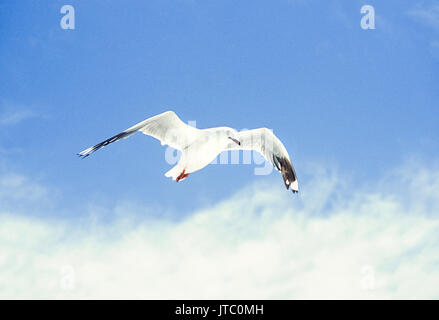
[173,127,235,175]
[78,111,299,193]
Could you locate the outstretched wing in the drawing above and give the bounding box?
[228,128,298,193]
[77,111,198,158]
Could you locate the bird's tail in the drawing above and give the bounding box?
[165,164,184,181]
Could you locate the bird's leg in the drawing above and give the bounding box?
[176,169,190,182]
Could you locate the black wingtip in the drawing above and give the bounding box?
[76,130,134,160]
[77,153,89,159]
[275,156,298,193]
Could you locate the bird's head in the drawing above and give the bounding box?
[224,128,241,147]
[207,127,241,150]
[228,136,241,146]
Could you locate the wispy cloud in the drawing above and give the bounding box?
[0,109,36,126]
[408,3,439,31]
[0,173,48,202]
[0,100,42,126]
[0,160,438,299]
[0,172,50,214]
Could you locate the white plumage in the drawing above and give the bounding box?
[78,111,298,193]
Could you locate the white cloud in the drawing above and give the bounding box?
[0,173,49,213]
[0,109,36,126]
[408,4,439,31]
[0,161,439,299]
[0,100,44,127]
[0,173,47,201]
[407,3,439,56]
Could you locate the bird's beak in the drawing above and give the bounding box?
[228,137,241,146]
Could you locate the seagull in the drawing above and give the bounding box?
[78,111,298,193]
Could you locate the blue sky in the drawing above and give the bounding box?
[0,0,439,298]
[1,0,438,213]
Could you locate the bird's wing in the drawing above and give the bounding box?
[78,111,198,158]
[228,128,298,193]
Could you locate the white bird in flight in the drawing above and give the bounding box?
[78,111,298,193]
